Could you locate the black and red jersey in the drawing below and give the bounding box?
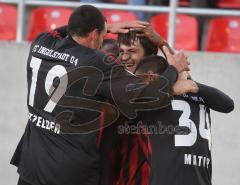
[10,29,178,185]
[135,84,234,185]
[116,130,151,185]
[141,94,212,185]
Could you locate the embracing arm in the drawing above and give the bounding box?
[196,83,234,113]
[171,78,234,113]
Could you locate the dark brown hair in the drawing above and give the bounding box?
[118,31,158,56]
[68,5,106,37]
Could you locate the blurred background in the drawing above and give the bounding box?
[0,0,239,185]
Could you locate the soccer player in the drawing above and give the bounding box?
[118,30,159,72]
[10,5,190,185]
[117,26,234,185]
[116,29,192,184]
[134,53,234,185]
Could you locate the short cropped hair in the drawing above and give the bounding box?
[118,31,158,56]
[134,55,168,75]
[101,39,120,56]
[68,5,106,37]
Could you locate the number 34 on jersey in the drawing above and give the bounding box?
[172,99,212,151]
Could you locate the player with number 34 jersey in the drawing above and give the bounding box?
[134,56,234,185]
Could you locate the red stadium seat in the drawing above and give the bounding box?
[179,0,190,6]
[0,4,17,40]
[102,10,137,39]
[204,17,240,53]
[217,0,240,8]
[111,0,128,4]
[102,10,137,23]
[27,7,72,41]
[150,14,199,51]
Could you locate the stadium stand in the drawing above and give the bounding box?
[217,0,240,9]
[204,16,240,53]
[0,1,239,53]
[179,0,190,6]
[111,0,128,3]
[0,4,17,41]
[102,9,137,39]
[102,9,137,23]
[150,13,199,51]
[26,7,72,41]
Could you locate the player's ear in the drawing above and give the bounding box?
[147,70,157,81]
[90,29,99,40]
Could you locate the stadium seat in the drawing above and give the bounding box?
[150,14,199,51]
[217,0,240,9]
[0,4,17,41]
[102,10,137,39]
[27,7,72,41]
[111,0,128,4]
[102,10,137,23]
[179,0,190,6]
[204,17,240,53]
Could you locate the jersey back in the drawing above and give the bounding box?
[137,94,212,185]
[11,31,122,185]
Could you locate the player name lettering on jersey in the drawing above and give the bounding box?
[28,112,61,134]
[32,45,78,66]
[181,93,205,104]
[184,154,211,168]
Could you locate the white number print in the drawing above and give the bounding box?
[29,57,42,107]
[29,56,68,113]
[199,104,212,150]
[173,100,211,150]
[172,100,197,147]
[44,65,68,112]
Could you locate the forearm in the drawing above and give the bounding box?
[161,65,179,91]
[196,83,234,113]
[158,41,175,56]
[99,65,178,119]
[150,65,179,96]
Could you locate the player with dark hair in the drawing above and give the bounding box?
[118,30,159,72]
[134,55,168,74]
[10,5,190,185]
[116,27,189,185]
[116,24,234,184]
[115,49,196,185]
[118,24,176,73]
[133,52,234,185]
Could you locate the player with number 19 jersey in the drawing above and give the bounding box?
[10,26,179,185]
[11,30,120,185]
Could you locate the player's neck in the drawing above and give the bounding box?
[72,36,94,49]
